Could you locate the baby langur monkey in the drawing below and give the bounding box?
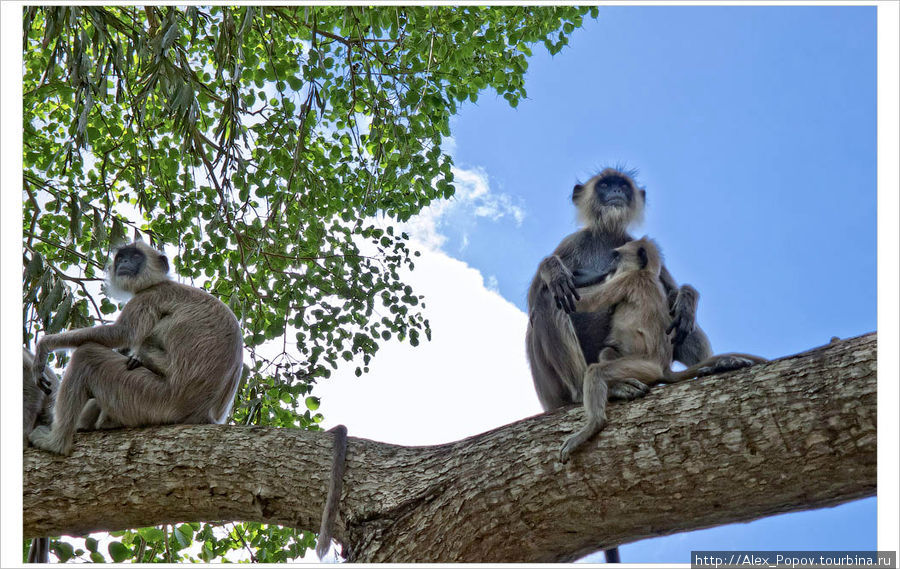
[28,240,244,456]
[559,238,766,463]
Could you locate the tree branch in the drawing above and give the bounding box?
[23,333,876,562]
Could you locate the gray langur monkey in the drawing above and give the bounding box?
[28,240,244,456]
[525,168,711,563]
[23,348,58,563]
[526,167,713,413]
[559,237,766,463]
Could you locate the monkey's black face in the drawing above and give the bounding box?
[114,247,146,278]
[593,175,634,208]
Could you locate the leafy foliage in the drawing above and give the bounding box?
[22,5,595,562]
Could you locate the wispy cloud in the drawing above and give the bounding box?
[393,165,526,252]
[313,245,541,445]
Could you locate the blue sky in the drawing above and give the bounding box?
[1,4,887,564]
[442,5,876,563]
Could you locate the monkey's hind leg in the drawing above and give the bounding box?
[664,353,767,384]
[607,376,651,401]
[559,363,610,463]
[597,347,652,401]
[29,344,172,456]
[673,326,713,367]
[28,344,99,455]
[527,307,589,410]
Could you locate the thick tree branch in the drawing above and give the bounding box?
[23,333,876,562]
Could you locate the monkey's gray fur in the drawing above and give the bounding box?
[316,424,348,559]
[559,237,766,463]
[526,168,713,410]
[24,348,57,443]
[28,240,244,456]
[24,348,58,563]
[525,168,712,562]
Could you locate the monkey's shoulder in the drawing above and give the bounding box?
[132,281,238,321]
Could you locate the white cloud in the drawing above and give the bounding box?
[313,241,542,445]
[314,164,541,445]
[391,165,525,254]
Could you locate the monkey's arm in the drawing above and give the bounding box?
[659,266,699,346]
[575,276,629,314]
[659,266,713,365]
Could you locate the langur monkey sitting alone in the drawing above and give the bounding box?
[28,240,244,455]
[27,240,347,561]
[559,237,766,462]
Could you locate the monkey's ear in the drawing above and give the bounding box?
[638,246,649,270]
[571,184,584,203]
[158,254,170,274]
[640,189,646,203]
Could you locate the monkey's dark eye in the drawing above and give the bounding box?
[598,182,608,189]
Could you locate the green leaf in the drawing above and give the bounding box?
[53,541,75,562]
[137,527,166,542]
[174,524,193,548]
[21,5,595,561]
[107,541,131,562]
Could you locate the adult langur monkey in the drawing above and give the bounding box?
[28,239,244,455]
[560,237,766,462]
[525,168,711,563]
[27,239,348,560]
[23,348,58,563]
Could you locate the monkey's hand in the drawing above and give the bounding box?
[32,341,52,395]
[126,355,144,370]
[540,256,580,313]
[667,284,699,346]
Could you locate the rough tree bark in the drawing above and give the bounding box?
[23,332,876,562]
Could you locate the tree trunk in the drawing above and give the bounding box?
[23,332,877,562]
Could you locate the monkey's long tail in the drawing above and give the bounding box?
[663,353,767,384]
[28,537,50,563]
[316,424,348,559]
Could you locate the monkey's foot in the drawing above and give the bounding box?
[559,421,604,463]
[607,377,650,401]
[28,426,72,456]
[559,439,578,464]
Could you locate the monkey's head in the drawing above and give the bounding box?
[108,240,170,296]
[607,237,663,279]
[572,168,646,235]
